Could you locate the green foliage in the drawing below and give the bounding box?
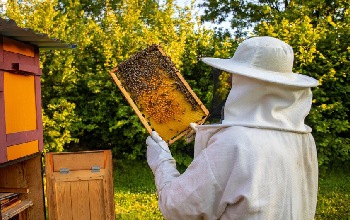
[42,98,80,152]
[4,0,234,160]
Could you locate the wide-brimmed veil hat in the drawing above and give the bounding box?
[201,36,318,87]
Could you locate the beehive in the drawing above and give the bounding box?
[0,17,73,220]
[0,36,43,163]
[110,45,208,144]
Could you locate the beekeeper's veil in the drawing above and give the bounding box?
[197,36,318,156]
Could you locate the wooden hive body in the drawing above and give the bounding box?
[0,17,73,220]
[45,151,115,220]
[110,45,209,144]
[0,35,45,220]
[0,36,43,164]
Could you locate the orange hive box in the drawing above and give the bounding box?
[110,44,209,144]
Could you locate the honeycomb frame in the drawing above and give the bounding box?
[110,44,209,144]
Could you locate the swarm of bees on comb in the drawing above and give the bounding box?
[110,44,208,144]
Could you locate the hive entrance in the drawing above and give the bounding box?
[110,45,208,144]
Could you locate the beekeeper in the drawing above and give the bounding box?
[146,36,319,219]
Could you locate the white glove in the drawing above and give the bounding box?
[146,131,172,174]
[190,122,198,132]
[146,131,180,194]
[185,122,199,143]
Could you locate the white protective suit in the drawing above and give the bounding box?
[147,74,318,220]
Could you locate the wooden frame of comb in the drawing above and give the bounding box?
[109,44,208,144]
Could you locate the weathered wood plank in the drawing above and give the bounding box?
[45,153,56,220]
[25,155,45,220]
[1,200,33,220]
[71,181,90,220]
[88,179,105,219]
[52,170,105,182]
[104,150,115,220]
[55,182,72,220]
[52,151,105,172]
[0,188,29,193]
[0,154,45,220]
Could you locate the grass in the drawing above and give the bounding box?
[113,159,164,219]
[315,168,350,220]
[114,160,350,219]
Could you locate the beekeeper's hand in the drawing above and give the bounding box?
[185,122,199,143]
[190,122,198,132]
[146,131,173,174]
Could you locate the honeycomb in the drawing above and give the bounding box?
[110,44,208,144]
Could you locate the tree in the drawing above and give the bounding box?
[200,0,291,37]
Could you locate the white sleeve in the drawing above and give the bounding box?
[155,151,224,220]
